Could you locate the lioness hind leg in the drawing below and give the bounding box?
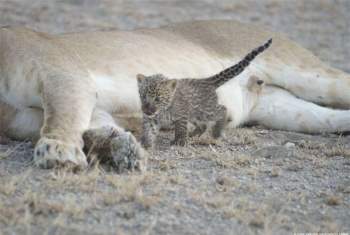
[83,109,146,172]
[83,126,119,164]
[110,131,146,173]
[34,73,97,170]
[266,62,350,109]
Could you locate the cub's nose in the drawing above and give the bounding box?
[144,109,155,116]
[143,103,156,115]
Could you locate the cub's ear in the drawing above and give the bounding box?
[136,74,146,82]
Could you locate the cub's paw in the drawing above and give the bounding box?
[171,138,187,146]
[34,137,88,170]
[140,133,155,150]
[110,132,147,173]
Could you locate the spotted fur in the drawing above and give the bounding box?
[137,40,270,147]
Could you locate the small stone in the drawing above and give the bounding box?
[325,195,342,206]
[122,210,135,219]
[286,163,303,172]
[249,215,265,228]
[284,142,295,148]
[270,167,280,177]
[216,176,226,185]
[159,161,169,171]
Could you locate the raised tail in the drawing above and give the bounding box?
[206,38,272,87]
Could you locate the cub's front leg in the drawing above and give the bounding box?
[33,72,96,169]
[172,117,188,146]
[140,115,159,150]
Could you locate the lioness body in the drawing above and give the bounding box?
[1,20,350,168]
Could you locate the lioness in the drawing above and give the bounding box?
[1,20,350,170]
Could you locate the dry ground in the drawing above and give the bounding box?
[0,0,349,234]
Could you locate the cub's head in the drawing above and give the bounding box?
[136,74,177,116]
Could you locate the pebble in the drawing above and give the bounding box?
[284,142,295,148]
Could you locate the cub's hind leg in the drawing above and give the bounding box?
[189,121,207,138]
[211,105,227,139]
[33,73,96,169]
[83,109,146,172]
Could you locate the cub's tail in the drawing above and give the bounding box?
[206,38,272,87]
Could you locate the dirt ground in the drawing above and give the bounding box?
[0,0,349,234]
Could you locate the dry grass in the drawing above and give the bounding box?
[199,148,251,169]
[23,191,93,219]
[45,165,102,192]
[229,128,258,146]
[297,137,350,158]
[0,170,31,196]
[0,202,19,225]
[0,144,23,160]
[0,149,11,160]
[103,173,162,209]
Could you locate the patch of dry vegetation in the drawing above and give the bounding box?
[45,165,102,192]
[229,128,257,146]
[23,190,94,219]
[0,201,19,225]
[0,149,11,160]
[297,137,350,158]
[0,167,166,233]
[199,149,252,169]
[0,144,22,160]
[102,173,162,210]
[0,170,31,196]
[222,197,291,233]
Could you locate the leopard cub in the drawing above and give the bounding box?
[137,39,272,148]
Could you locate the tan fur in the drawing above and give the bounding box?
[0,20,349,168]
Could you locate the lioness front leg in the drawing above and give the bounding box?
[83,109,146,172]
[33,73,96,169]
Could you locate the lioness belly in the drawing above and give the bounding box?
[85,32,237,114]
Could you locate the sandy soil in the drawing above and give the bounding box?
[0,0,349,234]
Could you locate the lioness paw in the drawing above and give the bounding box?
[110,132,147,173]
[34,137,88,170]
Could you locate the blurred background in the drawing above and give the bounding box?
[0,0,349,72]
